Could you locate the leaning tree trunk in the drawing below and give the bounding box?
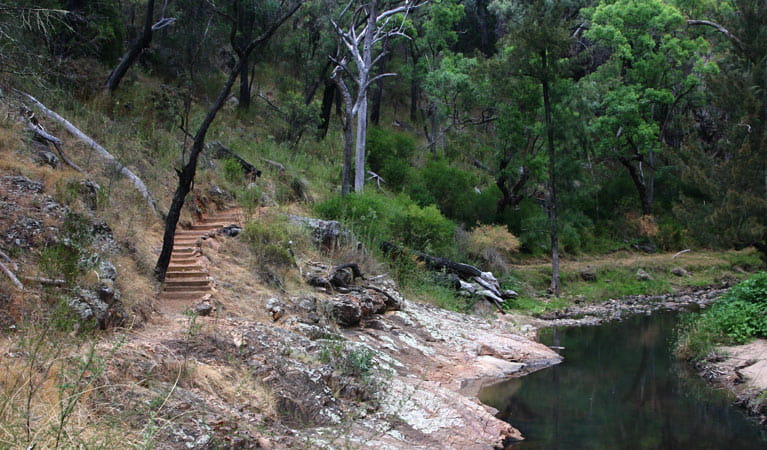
[154,64,243,281]
[106,0,155,92]
[620,157,653,215]
[155,0,303,280]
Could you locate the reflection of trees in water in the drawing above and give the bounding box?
[489,313,766,449]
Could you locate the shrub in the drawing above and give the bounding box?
[390,204,456,255]
[366,127,417,191]
[676,272,767,359]
[406,160,480,224]
[241,216,295,268]
[467,224,520,258]
[221,158,245,184]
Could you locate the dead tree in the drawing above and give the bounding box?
[105,0,176,92]
[154,0,304,282]
[330,0,422,192]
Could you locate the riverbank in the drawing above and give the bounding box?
[523,284,767,429]
[692,339,767,425]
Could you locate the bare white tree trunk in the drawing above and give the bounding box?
[354,93,368,191]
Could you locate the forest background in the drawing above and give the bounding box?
[1,0,765,297]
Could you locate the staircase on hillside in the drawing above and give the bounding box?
[160,209,243,301]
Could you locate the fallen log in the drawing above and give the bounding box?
[20,276,67,287]
[381,242,507,313]
[18,91,160,216]
[25,116,84,172]
[209,141,262,178]
[0,260,23,290]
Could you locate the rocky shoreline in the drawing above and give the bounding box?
[530,286,728,329]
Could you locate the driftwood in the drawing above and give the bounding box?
[18,91,160,216]
[0,260,23,290]
[25,112,84,172]
[209,141,262,178]
[672,249,691,259]
[381,242,514,313]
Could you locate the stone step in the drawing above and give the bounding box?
[172,247,196,253]
[167,263,203,270]
[159,290,211,300]
[165,271,208,279]
[162,284,211,292]
[170,257,198,264]
[175,231,206,236]
[165,278,210,286]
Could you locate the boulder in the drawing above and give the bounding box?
[671,266,689,277]
[328,297,362,327]
[636,268,653,281]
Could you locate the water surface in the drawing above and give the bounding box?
[479,312,767,449]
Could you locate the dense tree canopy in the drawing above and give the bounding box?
[2,0,766,270]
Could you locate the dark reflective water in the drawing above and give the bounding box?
[479,312,767,449]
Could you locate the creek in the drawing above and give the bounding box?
[479,311,767,449]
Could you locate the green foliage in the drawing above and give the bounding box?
[38,213,95,285]
[366,127,417,191]
[221,158,245,184]
[390,204,456,255]
[318,341,375,378]
[676,272,767,359]
[406,160,480,225]
[241,216,295,268]
[317,191,457,255]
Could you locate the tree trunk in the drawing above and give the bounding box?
[155,61,243,281]
[154,0,306,279]
[318,81,335,139]
[370,47,389,126]
[619,157,652,215]
[106,0,155,92]
[354,93,368,192]
[541,51,560,295]
[332,68,354,195]
[238,55,251,109]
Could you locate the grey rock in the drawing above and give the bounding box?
[99,260,118,281]
[329,297,362,327]
[78,179,101,210]
[195,302,214,316]
[636,268,653,281]
[580,266,597,282]
[221,225,242,237]
[671,267,689,277]
[3,176,43,193]
[287,215,356,250]
[34,150,59,168]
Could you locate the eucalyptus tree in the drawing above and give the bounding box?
[583,0,712,216]
[490,0,582,294]
[329,0,422,193]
